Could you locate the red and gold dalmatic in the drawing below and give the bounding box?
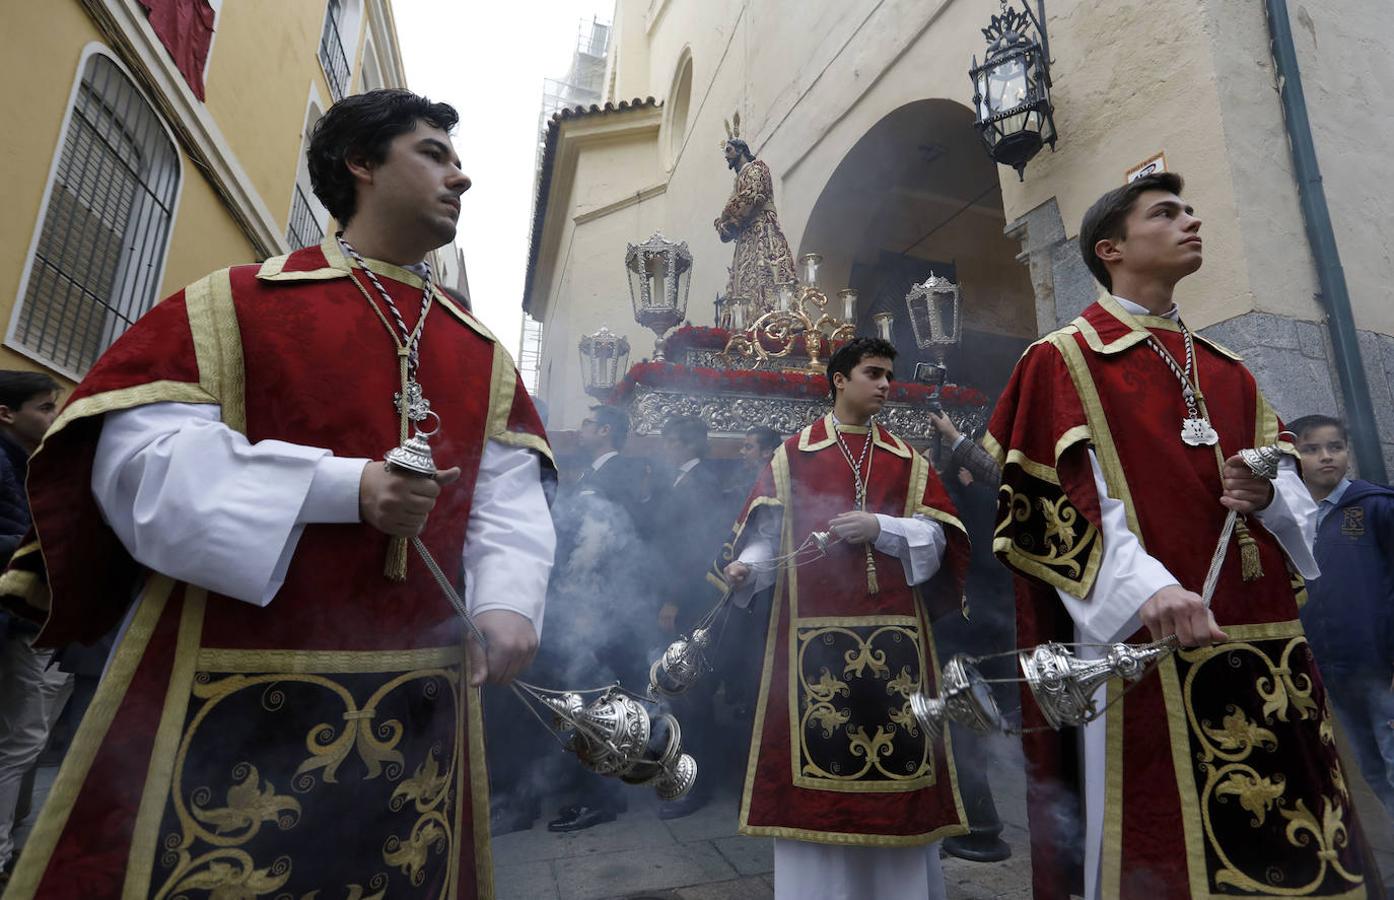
[731,414,970,845]
[0,239,552,899]
[987,295,1371,899]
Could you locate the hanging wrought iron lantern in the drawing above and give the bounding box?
[625,232,693,360]
[905,272,962,369]
[578,326,630,398]
[969,1,1057,180]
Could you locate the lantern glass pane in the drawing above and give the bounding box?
[987,57,1028,114]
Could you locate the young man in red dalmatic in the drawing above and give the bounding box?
[721,337,970,900]
[0,91,555,898]
[987,172,1371,898]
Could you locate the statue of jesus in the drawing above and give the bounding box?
[714,115,797,328]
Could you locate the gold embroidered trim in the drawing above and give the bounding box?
[150,654,466,894]
[738,818,968,848]
[1004,449,1062,486]
[186,267,246,435]
[484,348,517,453]
[258,240,495,342]
[41,381,216,452]
[1160,629,1366,898]
[738,449,791,831]
[1193,331,1244,362]
[466,682,493,898]
[1053,332,1143,544]
[195,645,466,674]
[123,587,207,895]
[1209,619,1304,642]
[798,415,838,452]
[1054,424,1092,464]
[9,542,40,563]
[491,430,556,466]
[6,576,176,897]
[0,570,48,611]
[914,506,967,539]
[872,424,911,459]
[981,431,1006,468]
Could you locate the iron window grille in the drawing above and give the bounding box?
[287,183,325,249]
[319,0,351,102]
[12,53,180,378]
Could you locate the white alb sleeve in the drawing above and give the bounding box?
[92,402,368,607]
[872,514,947,586]
[462,441,555,637]
[1252,457,1320,579]
[733,505,782,608]
[1055,450,1180,644]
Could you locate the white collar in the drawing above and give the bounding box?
[1113,294,1180,321]
[673,457,701,486]
[591,450,619,471]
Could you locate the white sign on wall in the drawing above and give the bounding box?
[1126,152,1167,183]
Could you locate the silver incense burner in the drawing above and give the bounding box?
[648,531,838,698]
[649,627,713,697]
[532,686,697,801]
[1018,639,1176,729]
[910,656,1004,741]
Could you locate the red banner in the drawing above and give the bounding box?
[137,0,216,101]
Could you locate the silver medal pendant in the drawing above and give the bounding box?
[1181,416,1219,447]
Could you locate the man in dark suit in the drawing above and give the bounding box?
[652,415,729,818]
[540,405,655,833]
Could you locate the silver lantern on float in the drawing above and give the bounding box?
[578,326,630,398]
[626,232,692,360]
[905,272,962,387]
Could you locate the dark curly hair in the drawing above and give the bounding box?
[826,337,896,400]
[307,89,459,225]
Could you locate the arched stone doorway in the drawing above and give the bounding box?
[799,99,1036,399]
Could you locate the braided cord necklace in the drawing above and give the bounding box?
[1145,319,1265,581]
[1145,321,1217,447]
[337,235,436,439]
[336,235,437,581]
[831,416,880,595]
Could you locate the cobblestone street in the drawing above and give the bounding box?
[491,729,1394,900]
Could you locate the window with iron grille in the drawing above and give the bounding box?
[319,0,351,102]
[287,183,325,249]
[11,52,181,378]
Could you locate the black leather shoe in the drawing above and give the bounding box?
[943,831,1012,863]
[547,804,619,832]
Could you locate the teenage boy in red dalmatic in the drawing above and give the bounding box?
[0,90,555,899]
[987,172,1371,898]
[722,337,970,900]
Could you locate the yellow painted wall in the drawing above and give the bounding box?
[0,2,264,384]
[203,0,348,238]
[0,3,103,382]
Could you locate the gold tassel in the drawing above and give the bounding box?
[385,536,408,582]
[383,350,412,583]
[1235,518,1262,582]
[865,547,879,595]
